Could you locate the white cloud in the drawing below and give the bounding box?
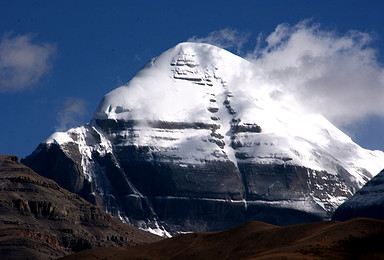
[56,98,87,131]
[248,21,384,126]
[0,33,56,92]
[188,28,251,54]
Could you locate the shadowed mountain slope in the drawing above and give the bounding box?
[0,155,161,260]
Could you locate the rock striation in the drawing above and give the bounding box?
[22,42,384,235]
[0,155,161,260]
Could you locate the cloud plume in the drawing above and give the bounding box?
[56,98,87,131]
[247,21,384,127]
[0,33,56,92]
[188,28,251,54]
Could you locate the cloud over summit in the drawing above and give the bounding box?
[190,22,384,127]
[55,97,87,132]
[250,21,384,126]
[188,28,251,54]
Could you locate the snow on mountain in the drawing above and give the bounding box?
[332,168,384,221]
[23,42,384,236]
[95,42,382,180]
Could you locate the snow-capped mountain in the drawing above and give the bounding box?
[332,168,384,221]
[23,42,384,236]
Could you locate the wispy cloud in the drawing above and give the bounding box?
[56,98,87,131]
[188,28,251,54]
[247,21,384,127]
[0,33,56,92]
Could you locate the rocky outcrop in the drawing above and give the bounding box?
[332,169,384,221]
[0,155,161,260]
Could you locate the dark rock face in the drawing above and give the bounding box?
[0,155,161,260]
[239,163,348,204]
[333,169,384,221]
[114,148,243,199]
[22,142,85,193]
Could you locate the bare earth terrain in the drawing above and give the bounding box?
[62,217,384,260]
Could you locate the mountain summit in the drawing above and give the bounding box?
[23,42,384,235]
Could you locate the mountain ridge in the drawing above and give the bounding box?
[333,168,384,221]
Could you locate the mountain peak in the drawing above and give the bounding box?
[23,42,384,235]
[93,42,253,122]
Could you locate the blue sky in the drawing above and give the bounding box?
[1,0,384,158]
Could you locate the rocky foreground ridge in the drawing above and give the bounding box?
[22,42,384,235]
[0,155,161,260]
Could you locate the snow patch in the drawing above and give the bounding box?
[44,131,73,144]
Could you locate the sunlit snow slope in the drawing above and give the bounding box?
[23,42,384,236]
